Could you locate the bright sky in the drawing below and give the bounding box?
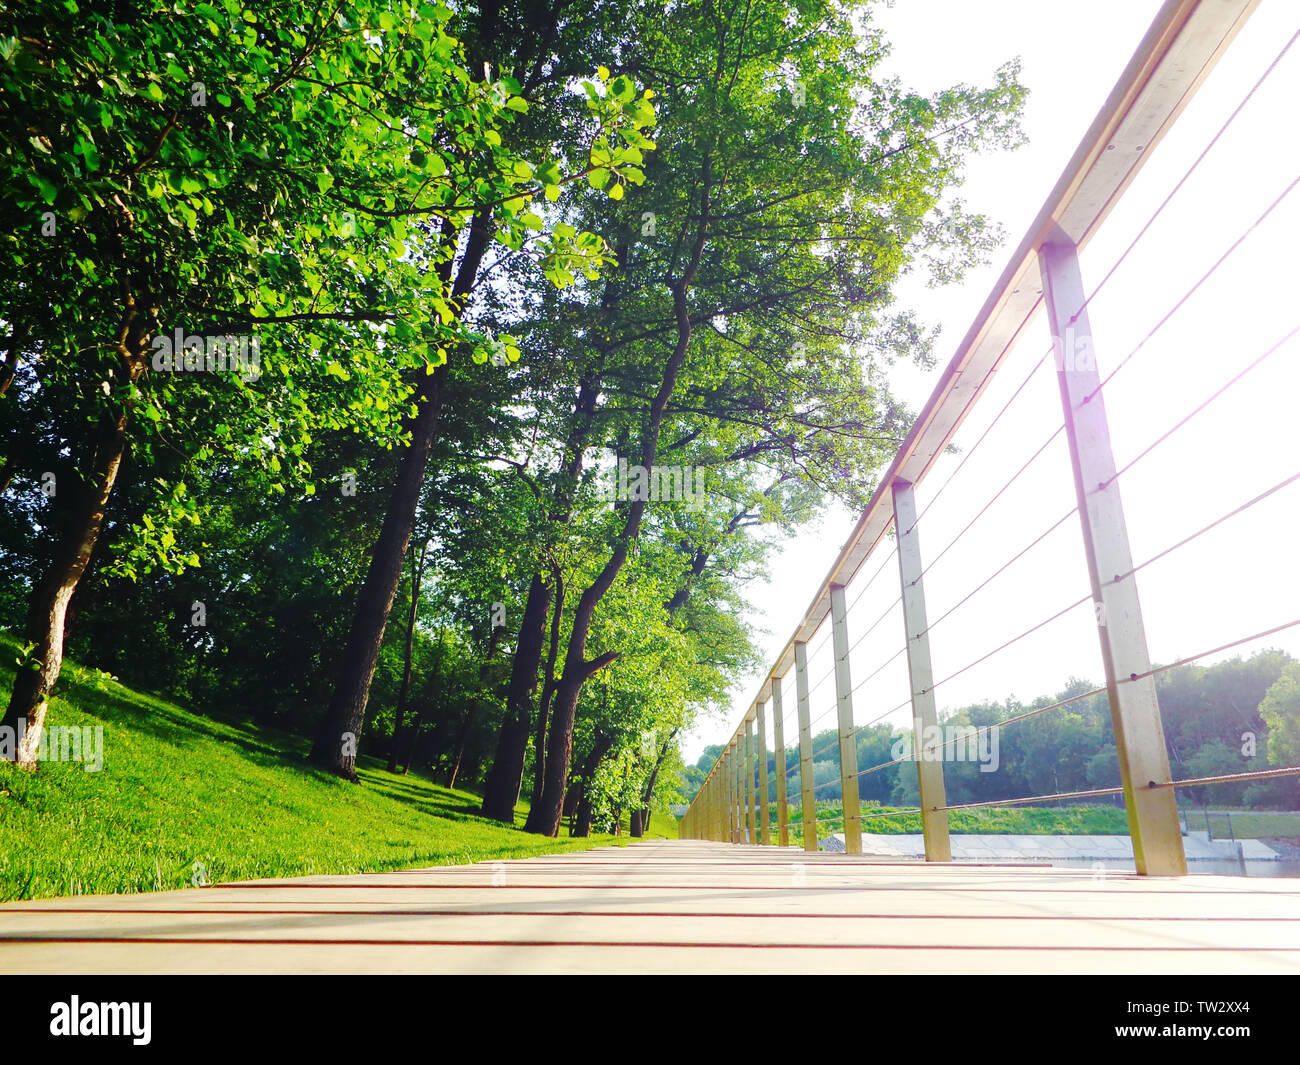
[684,0,1300,763]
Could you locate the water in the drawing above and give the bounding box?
[1022,856,1300,878]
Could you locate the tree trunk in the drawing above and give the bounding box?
[531,166,711,834]
[0,326,28,496]
[563,777,582,821]
[387,537,428,772]
[312,215,492,780]
[398,631,444,774]
[3,299,148,767]
[489,369,600,825]
[480,572,552,821]
[631,733,677,837]
[522,570,565,832]
[446,704,479,790]
[569,733,613,838]
[610,756,633,835]
[398,707,424,775]
[572,782,595,838]
[0,455,16,499]
[309,364,447,780]
[532,261,707,834]
[443,626,506,789]
[2,407,132,765]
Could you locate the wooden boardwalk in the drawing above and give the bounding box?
[3,840,1300,974]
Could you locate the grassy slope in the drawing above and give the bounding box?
[0,644,675,902]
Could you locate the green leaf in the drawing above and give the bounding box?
[609,75,635,103]
[29,174,57,204]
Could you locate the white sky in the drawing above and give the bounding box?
[684,0,1300,762]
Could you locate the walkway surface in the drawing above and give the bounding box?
[3,840,1300,974]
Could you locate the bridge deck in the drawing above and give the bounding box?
[3,840,1299,974]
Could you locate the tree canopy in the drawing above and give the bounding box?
[2,0,1036,838]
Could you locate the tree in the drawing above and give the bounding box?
[4,1,551,762]
[1259,660,1300,768]
[1183,741,1251,809]
[387,533,432,773]
[310,3,657,781]
[506,0,1025,835]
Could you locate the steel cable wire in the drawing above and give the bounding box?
[1082,173,1300,405]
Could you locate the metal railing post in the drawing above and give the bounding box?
[700,777,709,840]
[698,777,706,840]
[720,748,727,841]
[1040,239,1186,876]
[733,743,743,842]
[712,773,721,841]
[795,641,818,851]
[745,715,757,844]
[756,700,770,844]
[714,774,722,841]
[772,679,790,846]
[830,584,863,854]
[892,479,953,862]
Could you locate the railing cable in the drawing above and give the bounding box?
[904,345,1054,536]
[1069,28,1300,334]
[1083,172,1300,405]
[1102,321,1300,490]
[1117,469,1300,584]
[920,505,1078,638]
[915,423,1066,582]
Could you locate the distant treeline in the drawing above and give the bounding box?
[685,650,1300,810]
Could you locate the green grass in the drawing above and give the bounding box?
[1198,811,1300,840]
[0,644,675,902]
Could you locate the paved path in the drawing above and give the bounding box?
[3,840,1300,974]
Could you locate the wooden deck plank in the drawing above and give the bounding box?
[2,840,1297,974]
